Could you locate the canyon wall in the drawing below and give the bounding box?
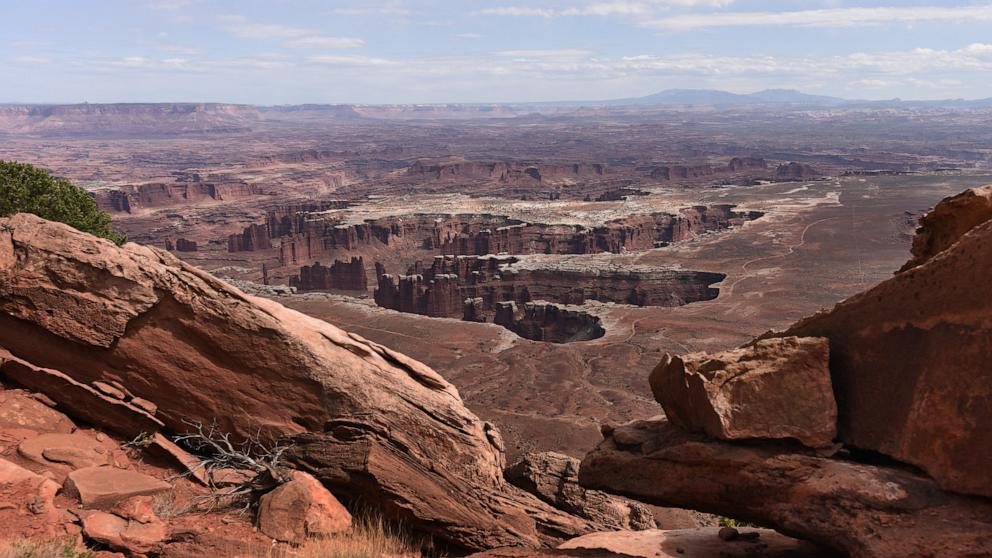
[93,180,260,213]
[290,257,368,292]
[271,206,761,265]
[227,200,352,253]
[406,160,607,183]
[493,301,606,343]
[373,255,724,342]
[647,157,767,181]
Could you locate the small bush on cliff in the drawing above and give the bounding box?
[0,160,125,244]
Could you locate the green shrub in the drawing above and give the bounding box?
[0,160,125,244]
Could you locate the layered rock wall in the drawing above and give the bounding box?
[291,257,368,292]
[93,180,259,213]
[647,157,767,181]
[273,206,761,265]
[374,255,725,320]
[406,160,607,183]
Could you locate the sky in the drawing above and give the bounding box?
[2,0,992,104]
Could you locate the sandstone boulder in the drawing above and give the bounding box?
[0,457,65,537]
[63,466,171,509]
[257,470,352,543]
[649,337,835,448]
[579,419,992,558]
[0,388,74,438]
[558,528,830,558]
[0,349,163,437]
[18,432,110,476]
[777,198,992,497]
[0,214,590,551]
[81,509,169,555]
[900,184,992,271]
[507,452,695,531]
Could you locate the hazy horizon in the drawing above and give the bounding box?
[3,0,992,104]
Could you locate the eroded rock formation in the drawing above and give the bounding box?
[774,162,821,180]
[899,184,992,271]
[650,337,836,448]
[578,184,992,557]
[493,302,605,343]
[777,187,992,497]
[507,452,679,531]
[406,159,607,184]
[92,180,259,214]
[580,419,992,558]
[376,255,724,317]
[0,213,594,552]
[268,206,761,265]
[373,255,723,341]
[647,157,767,181]
[291,257,368,292]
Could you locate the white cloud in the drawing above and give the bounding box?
[328,1,411,17]
[477,6,557,17]
[478,1,734,18]
[147,0,198,10]
[455,33,483,40]
[643,4,992,30]
[284,36,366,49]
[496,49,592,60]
[220,15,311,39]
[308,55,397,66]
[13,56,51,65]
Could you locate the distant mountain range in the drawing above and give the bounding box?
[587,88,992,109]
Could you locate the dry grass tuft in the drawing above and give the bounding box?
[251,514,432,558]
[0,539,95,558]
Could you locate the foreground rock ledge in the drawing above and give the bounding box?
[650,336,835,448]
[0,214,590,551]
[579,419,992,558]
[779,204,992,497]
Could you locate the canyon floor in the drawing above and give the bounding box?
[3,103,992,556]
[3,104,991,461]
[270,173,992,459]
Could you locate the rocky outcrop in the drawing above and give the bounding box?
[0,457,65,538]
[275,206,762,265]
[170,238,197,252]
[0,213,593,552]
[580,419,992,558]
[899,184,992,271]
[558,528,829,558]
[775,192,992,498]
[579,186,992,557]
[0,372,297,557]
[0,350,164,437]
[62,466,171,509]
[494,302,605,343]
[228,224,272,252]
[649,337,836,448]
[256,470,352,543]
[406,160,607,184]
[774,162,820,180]
[375,255,726,325]
[290,257,368,292]
[468,528,829,558]
[92,180,260,214]
[507,452,680,531]
[648,157,767,181]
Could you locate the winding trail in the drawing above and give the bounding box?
[721,216,840,299]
